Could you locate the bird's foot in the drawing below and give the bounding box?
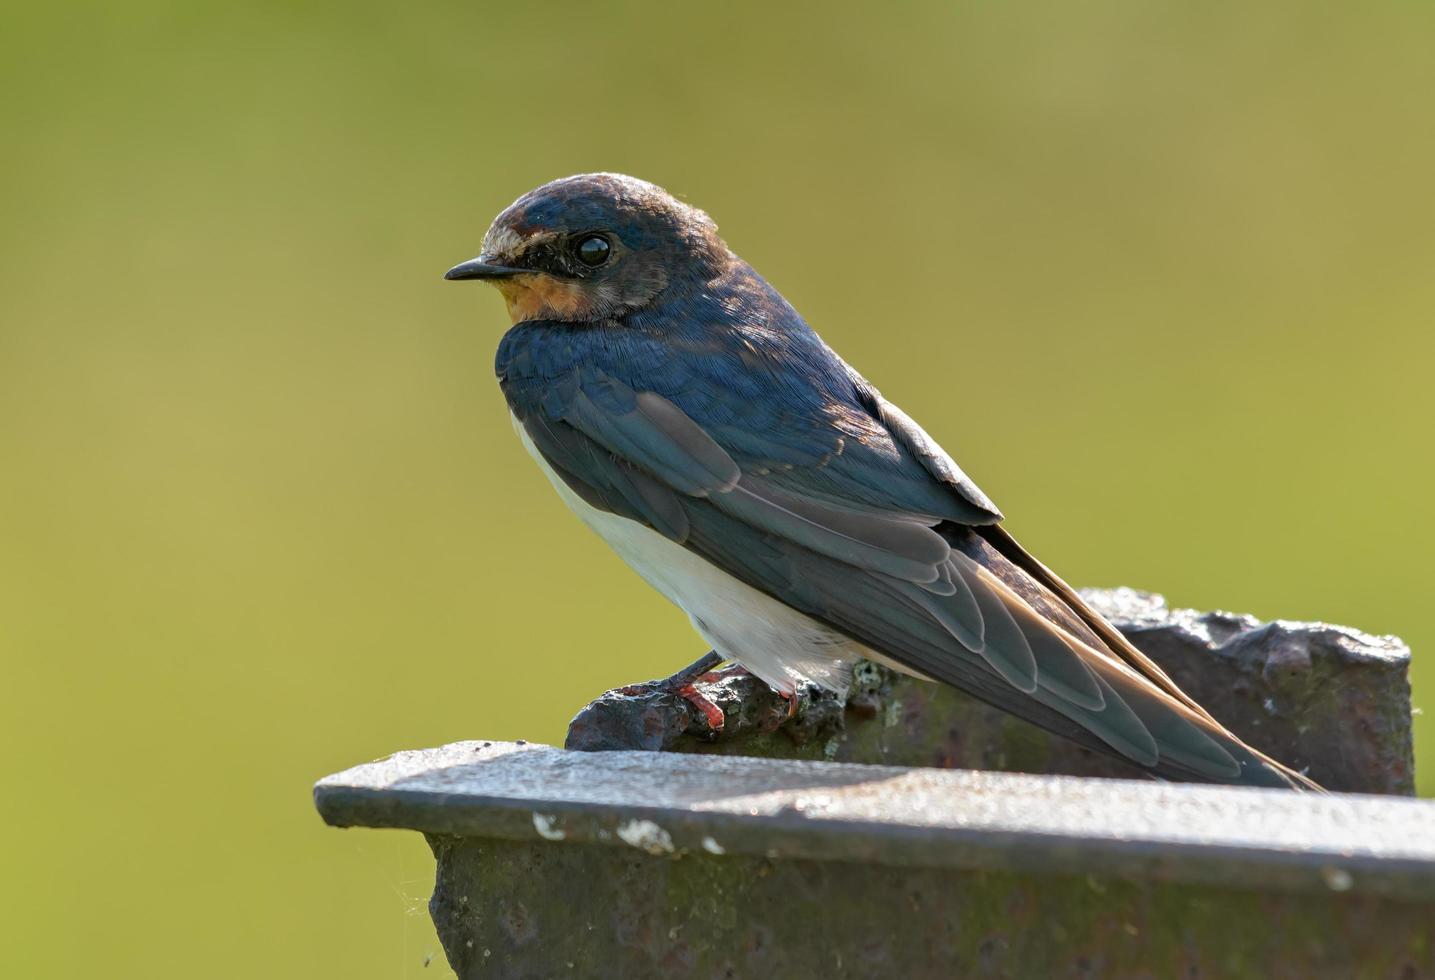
[653,651,729,733]
[778,688,800,721]
[675,681,726,731]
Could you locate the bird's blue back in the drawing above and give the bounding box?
[497,257,993,526]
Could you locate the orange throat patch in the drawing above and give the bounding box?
[494,274,592,323]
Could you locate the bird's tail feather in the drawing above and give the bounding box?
[958,526,1321,791]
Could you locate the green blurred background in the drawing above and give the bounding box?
[2,1,1431,976]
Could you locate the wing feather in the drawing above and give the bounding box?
[501,339,1316,789]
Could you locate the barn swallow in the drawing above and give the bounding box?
[446,173,1317,789]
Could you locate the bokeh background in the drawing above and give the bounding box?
[3,1,1432,976]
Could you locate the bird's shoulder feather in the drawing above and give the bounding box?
[497,314,999,526]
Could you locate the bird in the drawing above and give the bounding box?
[445,172,1318,790]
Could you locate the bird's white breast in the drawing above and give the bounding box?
[512,413,866,695]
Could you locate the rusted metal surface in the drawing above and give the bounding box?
[316,741,1435,978]
[567,588,1415,795]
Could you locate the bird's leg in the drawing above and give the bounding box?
[657,651,728,732]
[663,650,726,685]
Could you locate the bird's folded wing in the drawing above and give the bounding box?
[507,368,1309,788]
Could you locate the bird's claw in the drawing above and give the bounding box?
[779,688,800,720]
[675,682,726,732]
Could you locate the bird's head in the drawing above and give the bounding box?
[445,173,730,324]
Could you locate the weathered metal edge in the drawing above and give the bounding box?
[315,741,1435,901]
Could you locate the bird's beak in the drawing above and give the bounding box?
[443,256,530,281]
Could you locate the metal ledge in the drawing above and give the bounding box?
[316,740,1435,902]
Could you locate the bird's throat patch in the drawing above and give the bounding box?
[494,274,592,323]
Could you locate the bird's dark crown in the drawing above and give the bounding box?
[464,173,732,323]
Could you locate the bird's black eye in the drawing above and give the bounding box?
[575,235,611,267]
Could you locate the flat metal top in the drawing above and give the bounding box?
[316,741,1435,899]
